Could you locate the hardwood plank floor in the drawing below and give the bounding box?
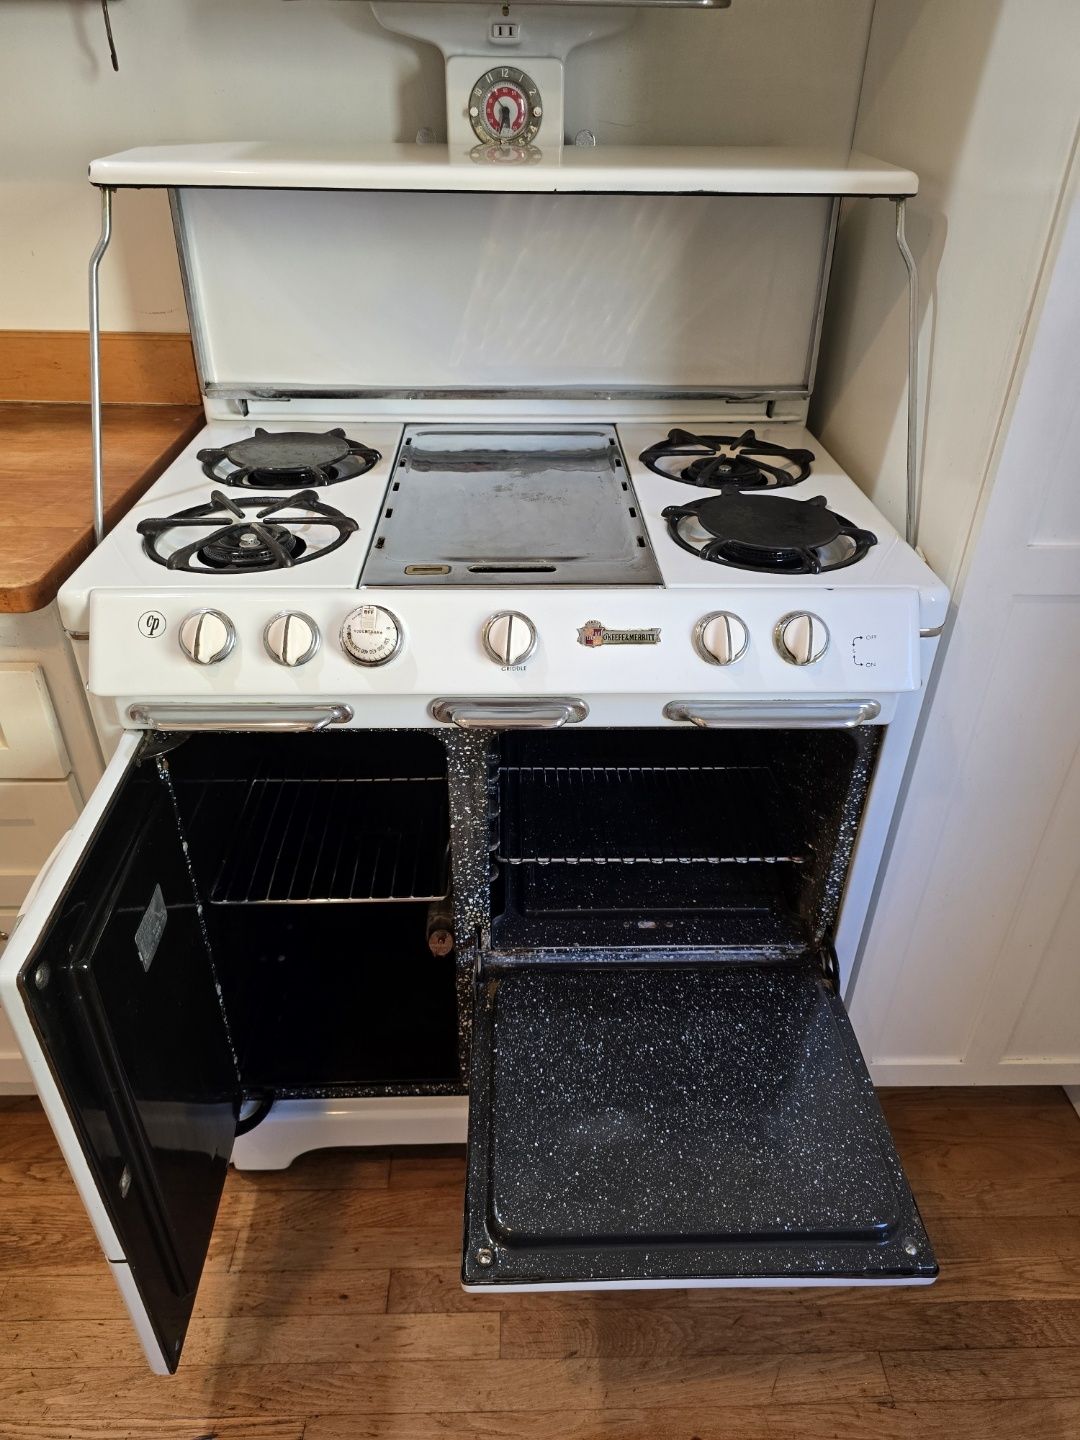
[0,1088,1078,1439]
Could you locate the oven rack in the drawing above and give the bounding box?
[497,764,806,868]
[182,772,451,905]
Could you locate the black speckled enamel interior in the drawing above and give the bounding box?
[489,727,881,956]
[154,724,881,1107]
[463,960,936,1285]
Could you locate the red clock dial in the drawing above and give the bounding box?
[484,84,528,139]
[468,67,543,147]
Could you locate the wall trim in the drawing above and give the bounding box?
[0,330,199,406]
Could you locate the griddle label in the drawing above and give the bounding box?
[135,884,167,972]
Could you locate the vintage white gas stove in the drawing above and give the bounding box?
[0,135,947,1372]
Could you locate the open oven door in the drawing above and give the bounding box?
[0,732,239,1373]
[463,960,936,1289]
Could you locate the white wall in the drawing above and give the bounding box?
[812,0,1080,590]
[0,0,873,333]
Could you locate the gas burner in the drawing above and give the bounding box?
[640,428,814,490]
[197,428,380,489]
[137,490,358,574]
[661,492,876,575]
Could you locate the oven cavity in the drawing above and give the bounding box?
[488,727,881,955]
[161,731,461,1098]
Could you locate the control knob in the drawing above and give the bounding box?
[341,605,403,666]
[178,609,235,665]
[264,612,320,667]
[482,611,537,666]
[694,611,749,666]
[774,611,829,666]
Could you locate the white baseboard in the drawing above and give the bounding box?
[871,1061,1080,1086]
[0,1054,32,1091]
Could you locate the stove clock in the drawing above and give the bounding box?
[370,6,635,154]
[468,66,543,146]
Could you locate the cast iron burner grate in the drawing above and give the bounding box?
[662,492,876,575]
[197,428,380,489]
[640,428,814,490]
[137,489,358,573]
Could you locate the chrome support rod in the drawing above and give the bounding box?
[89,186,113,546]
[895,197,920,549]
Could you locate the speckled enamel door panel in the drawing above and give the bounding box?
[463,961,936,1289]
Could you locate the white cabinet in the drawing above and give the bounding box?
[0,664,71,779]
[849,176,1080,1085]
[0,606,103,1091]
[0,914,23,1086]
[0,779,80,908]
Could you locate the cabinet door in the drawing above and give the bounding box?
[464,961,935,1290]
[0,733,238,1373]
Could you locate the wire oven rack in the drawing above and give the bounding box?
[204,770,450,905]
[497,764,805,867]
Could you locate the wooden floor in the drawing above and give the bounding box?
[1,1088,1079,1439]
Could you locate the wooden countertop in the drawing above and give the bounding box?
[0,403,203,614]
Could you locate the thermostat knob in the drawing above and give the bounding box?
[178,609,235,665]
[775,611,829,666]
[264,612,320,667]
[341,605,403,666]
[482,611,537,667]
[694,611,749,666]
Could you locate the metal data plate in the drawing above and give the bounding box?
[360,426,663,587]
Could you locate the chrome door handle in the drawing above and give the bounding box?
[128,703,354,733]
[662,699,881,729]
[429,698,589,729]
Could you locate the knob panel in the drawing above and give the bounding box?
[178,609,235,666]
[264,612,320,667]
[774,611,829,666]
[482,611,537,667]
[341,605,403,667]
[694,611,749,666]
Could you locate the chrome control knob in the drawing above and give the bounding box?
[694,611,749,666]
[178,609,235,665]
[774,611,829,666]
[482,611,537,666]
[341,605,403,666]
[264,612,320,667]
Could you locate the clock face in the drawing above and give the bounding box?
[468,66,543,146]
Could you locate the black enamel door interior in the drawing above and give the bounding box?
[463,961,937,1287]
[19,744,238,1371]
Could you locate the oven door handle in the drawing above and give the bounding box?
[127,703,354,733]
[430,698,589,729]
[662,699,882,729]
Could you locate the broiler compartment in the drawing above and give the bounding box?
[490,727,879,952]
[168,731,461,1095]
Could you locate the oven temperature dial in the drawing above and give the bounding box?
[178,609,235,665]
[482,611,537,667]
[341,605,403,666]
[694,612,749,666]
[264,612,319,667]
[775,612,829,665]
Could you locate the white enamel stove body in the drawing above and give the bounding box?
[4,413,946,1371]
[68,420,946,727]
[64,414,946,1010]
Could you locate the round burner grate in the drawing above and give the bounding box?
[662,493,877,575]
[137,489,358,574]
[640,427,814,491]
[197,428,381,489]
